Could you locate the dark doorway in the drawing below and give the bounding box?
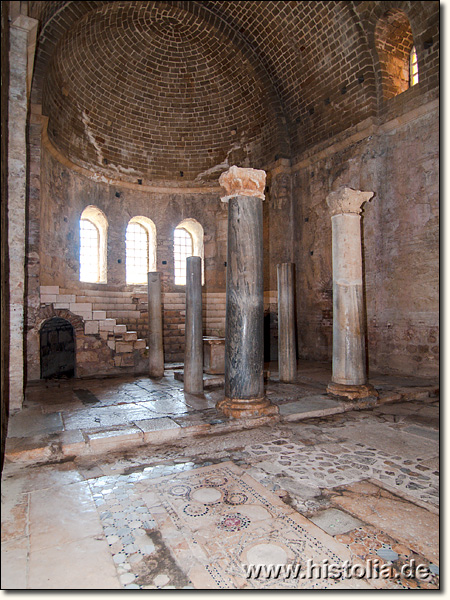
[40,317,75,379]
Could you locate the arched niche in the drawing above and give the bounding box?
[40,317,75,379]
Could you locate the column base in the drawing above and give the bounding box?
[327,382,378,400]
[216,396,279,419]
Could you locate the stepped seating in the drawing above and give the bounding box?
[40,286,148,369]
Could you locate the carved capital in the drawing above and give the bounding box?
[219,166,266,203]
[326,187,374,216]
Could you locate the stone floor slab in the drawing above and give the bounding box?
[1,537,29,589]
[327,481,439,565]
[7,411,64,437]
[310,508,365,535]
[29,481,103,551]
[28,536,121,589]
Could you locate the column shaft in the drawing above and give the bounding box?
[277,263,297,382]
[184,256,203,394]
[216,166,278,418]
[331,214,366,385]
[224,196,265,401]
[326,187,377,400]
[147,272,164,378]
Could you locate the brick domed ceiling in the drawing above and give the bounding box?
[31,1,438,185]
[42,1,287,184]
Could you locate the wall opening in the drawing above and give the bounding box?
[375,9,415,100]
[174,218,204,285]
[79,205,108,283]
[126,216,157,284]
[40,317,75,379]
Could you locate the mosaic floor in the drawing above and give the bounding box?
[1,376,439,590]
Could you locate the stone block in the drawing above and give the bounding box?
[40,286,59,295]
[84,321,99,335]
[99,331,108,340]
[40,295,57,304]
[77,312,93,322]
[99,319,116,331]
[107,341,115,351]
[57,295,76,303]
[123,331,138,341]
[134,339,146,350]
[70,302,93,313]
[116,342,134,353]
[54,303,70,309]
[113,324,127,334]
[93,310,107,320]
[121,353,135,366]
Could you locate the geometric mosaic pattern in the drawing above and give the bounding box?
[138,462,369,589]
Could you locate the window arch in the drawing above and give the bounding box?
[174,218,204,286]
[126,216,157,284]
[374,10,416,100]
[80,205,108,283]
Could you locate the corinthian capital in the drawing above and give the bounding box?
[219,166,266,203]
[326,187,374,216]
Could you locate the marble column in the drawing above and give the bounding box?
[147,272,164,378]
[217,166,278,418]
[277,263,297,382]
[184,256,203,394]
[326,187,378,400]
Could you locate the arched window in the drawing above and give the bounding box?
[126,216,157,284]
[375,10,416,100]
[80,206,108,283]
[409,45,419,87]
[174,218,204,285]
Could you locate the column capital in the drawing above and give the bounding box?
[326,187,374,216]
[219,165,266,203]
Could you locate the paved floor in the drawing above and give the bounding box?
[1,361,439,589]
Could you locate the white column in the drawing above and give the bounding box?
[326,187,378,400]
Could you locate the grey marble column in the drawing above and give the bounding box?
[184,256,203,394]
[216,166,278,418]
[147,272,164,378]
[277,263,297,382]
[326,187,378,400]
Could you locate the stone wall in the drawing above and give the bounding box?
[1,0,10,468]
[292,100,439,377]
[27,143,286,378]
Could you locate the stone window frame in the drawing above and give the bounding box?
[79,205,108,283]
[174,218,205,286]
[125,216,157,285]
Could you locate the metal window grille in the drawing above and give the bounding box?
[174,228,193,285]
[126,222,149,284]
[80,219,100,282]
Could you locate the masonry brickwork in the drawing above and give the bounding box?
[15,1,440,389]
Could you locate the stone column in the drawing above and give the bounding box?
[8,14,38,411]
[147,272,164,378]
[217,166,278,418]
[277,263,297,382]
[184,256,203,394]
[326,187,377,399]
